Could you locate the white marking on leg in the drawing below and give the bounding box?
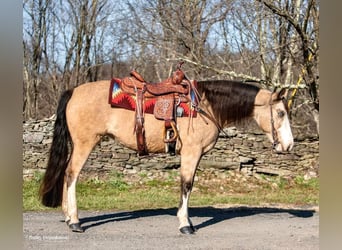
[62,176,70,222]
[67,176,79,224]
[177,193,190,228]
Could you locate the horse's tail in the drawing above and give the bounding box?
[39,89,74,207]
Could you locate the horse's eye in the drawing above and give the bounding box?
[277,110,285,118]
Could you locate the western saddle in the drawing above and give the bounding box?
[120,63,196,156]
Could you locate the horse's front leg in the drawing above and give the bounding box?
[177,149,202,234]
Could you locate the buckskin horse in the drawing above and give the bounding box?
[39,66,294,234]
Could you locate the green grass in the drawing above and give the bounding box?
[23,170,318,211]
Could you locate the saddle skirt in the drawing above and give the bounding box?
[108,78,197,118]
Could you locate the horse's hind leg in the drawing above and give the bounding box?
[177,148,202,234]
[62,138,99,232]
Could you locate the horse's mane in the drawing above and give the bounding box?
[196,80,260,126]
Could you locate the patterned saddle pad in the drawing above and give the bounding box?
[108,78,197,118]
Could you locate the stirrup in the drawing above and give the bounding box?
[163,121,178,143]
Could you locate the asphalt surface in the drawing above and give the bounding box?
[23,206,319,250]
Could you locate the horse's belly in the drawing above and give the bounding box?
[106,109,218,154]
[107,111,168,153]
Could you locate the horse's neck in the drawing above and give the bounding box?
[198,95,217,117]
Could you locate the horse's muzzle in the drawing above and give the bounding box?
[274,141,293,152]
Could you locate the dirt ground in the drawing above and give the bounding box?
[23,205,318,250]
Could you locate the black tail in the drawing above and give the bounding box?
[39,89,73,207]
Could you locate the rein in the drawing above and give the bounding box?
[182,69,230,138]
[194,106,229,137]
[269,92,279,150]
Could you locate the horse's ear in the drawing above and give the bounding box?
[278,88,288,99]
[272,88,288,101]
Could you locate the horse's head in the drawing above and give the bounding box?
[254,88,294,152]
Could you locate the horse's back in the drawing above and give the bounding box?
[72,80,109,103]
[66,80,113,137]
[66,80,145,150]
[64,79,219,154]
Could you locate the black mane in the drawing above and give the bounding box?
[196,80,260,126]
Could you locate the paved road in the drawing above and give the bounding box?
[23,206,318,250]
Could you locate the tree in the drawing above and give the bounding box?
[122,0,231,79]
[23,0,51,119]
[257,0,319,131]
[23,0,319,137]
[23,0,117,119]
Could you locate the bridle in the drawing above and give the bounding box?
[181,65,283,148]
[181,63,230,138]
[269,92,280,150]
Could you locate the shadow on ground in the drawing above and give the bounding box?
[78,206,316,232]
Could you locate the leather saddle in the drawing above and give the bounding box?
[121,69,189,97]
[119,66,194,156]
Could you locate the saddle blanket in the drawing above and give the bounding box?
[108,78,197,117]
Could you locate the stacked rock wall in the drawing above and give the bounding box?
[23,116,319,178]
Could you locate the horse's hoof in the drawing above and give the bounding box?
[179,225,195,234]
[69,222,84,233]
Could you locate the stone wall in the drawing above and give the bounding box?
[23,116,319,179]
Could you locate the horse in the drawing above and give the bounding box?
[39,77,294,234]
